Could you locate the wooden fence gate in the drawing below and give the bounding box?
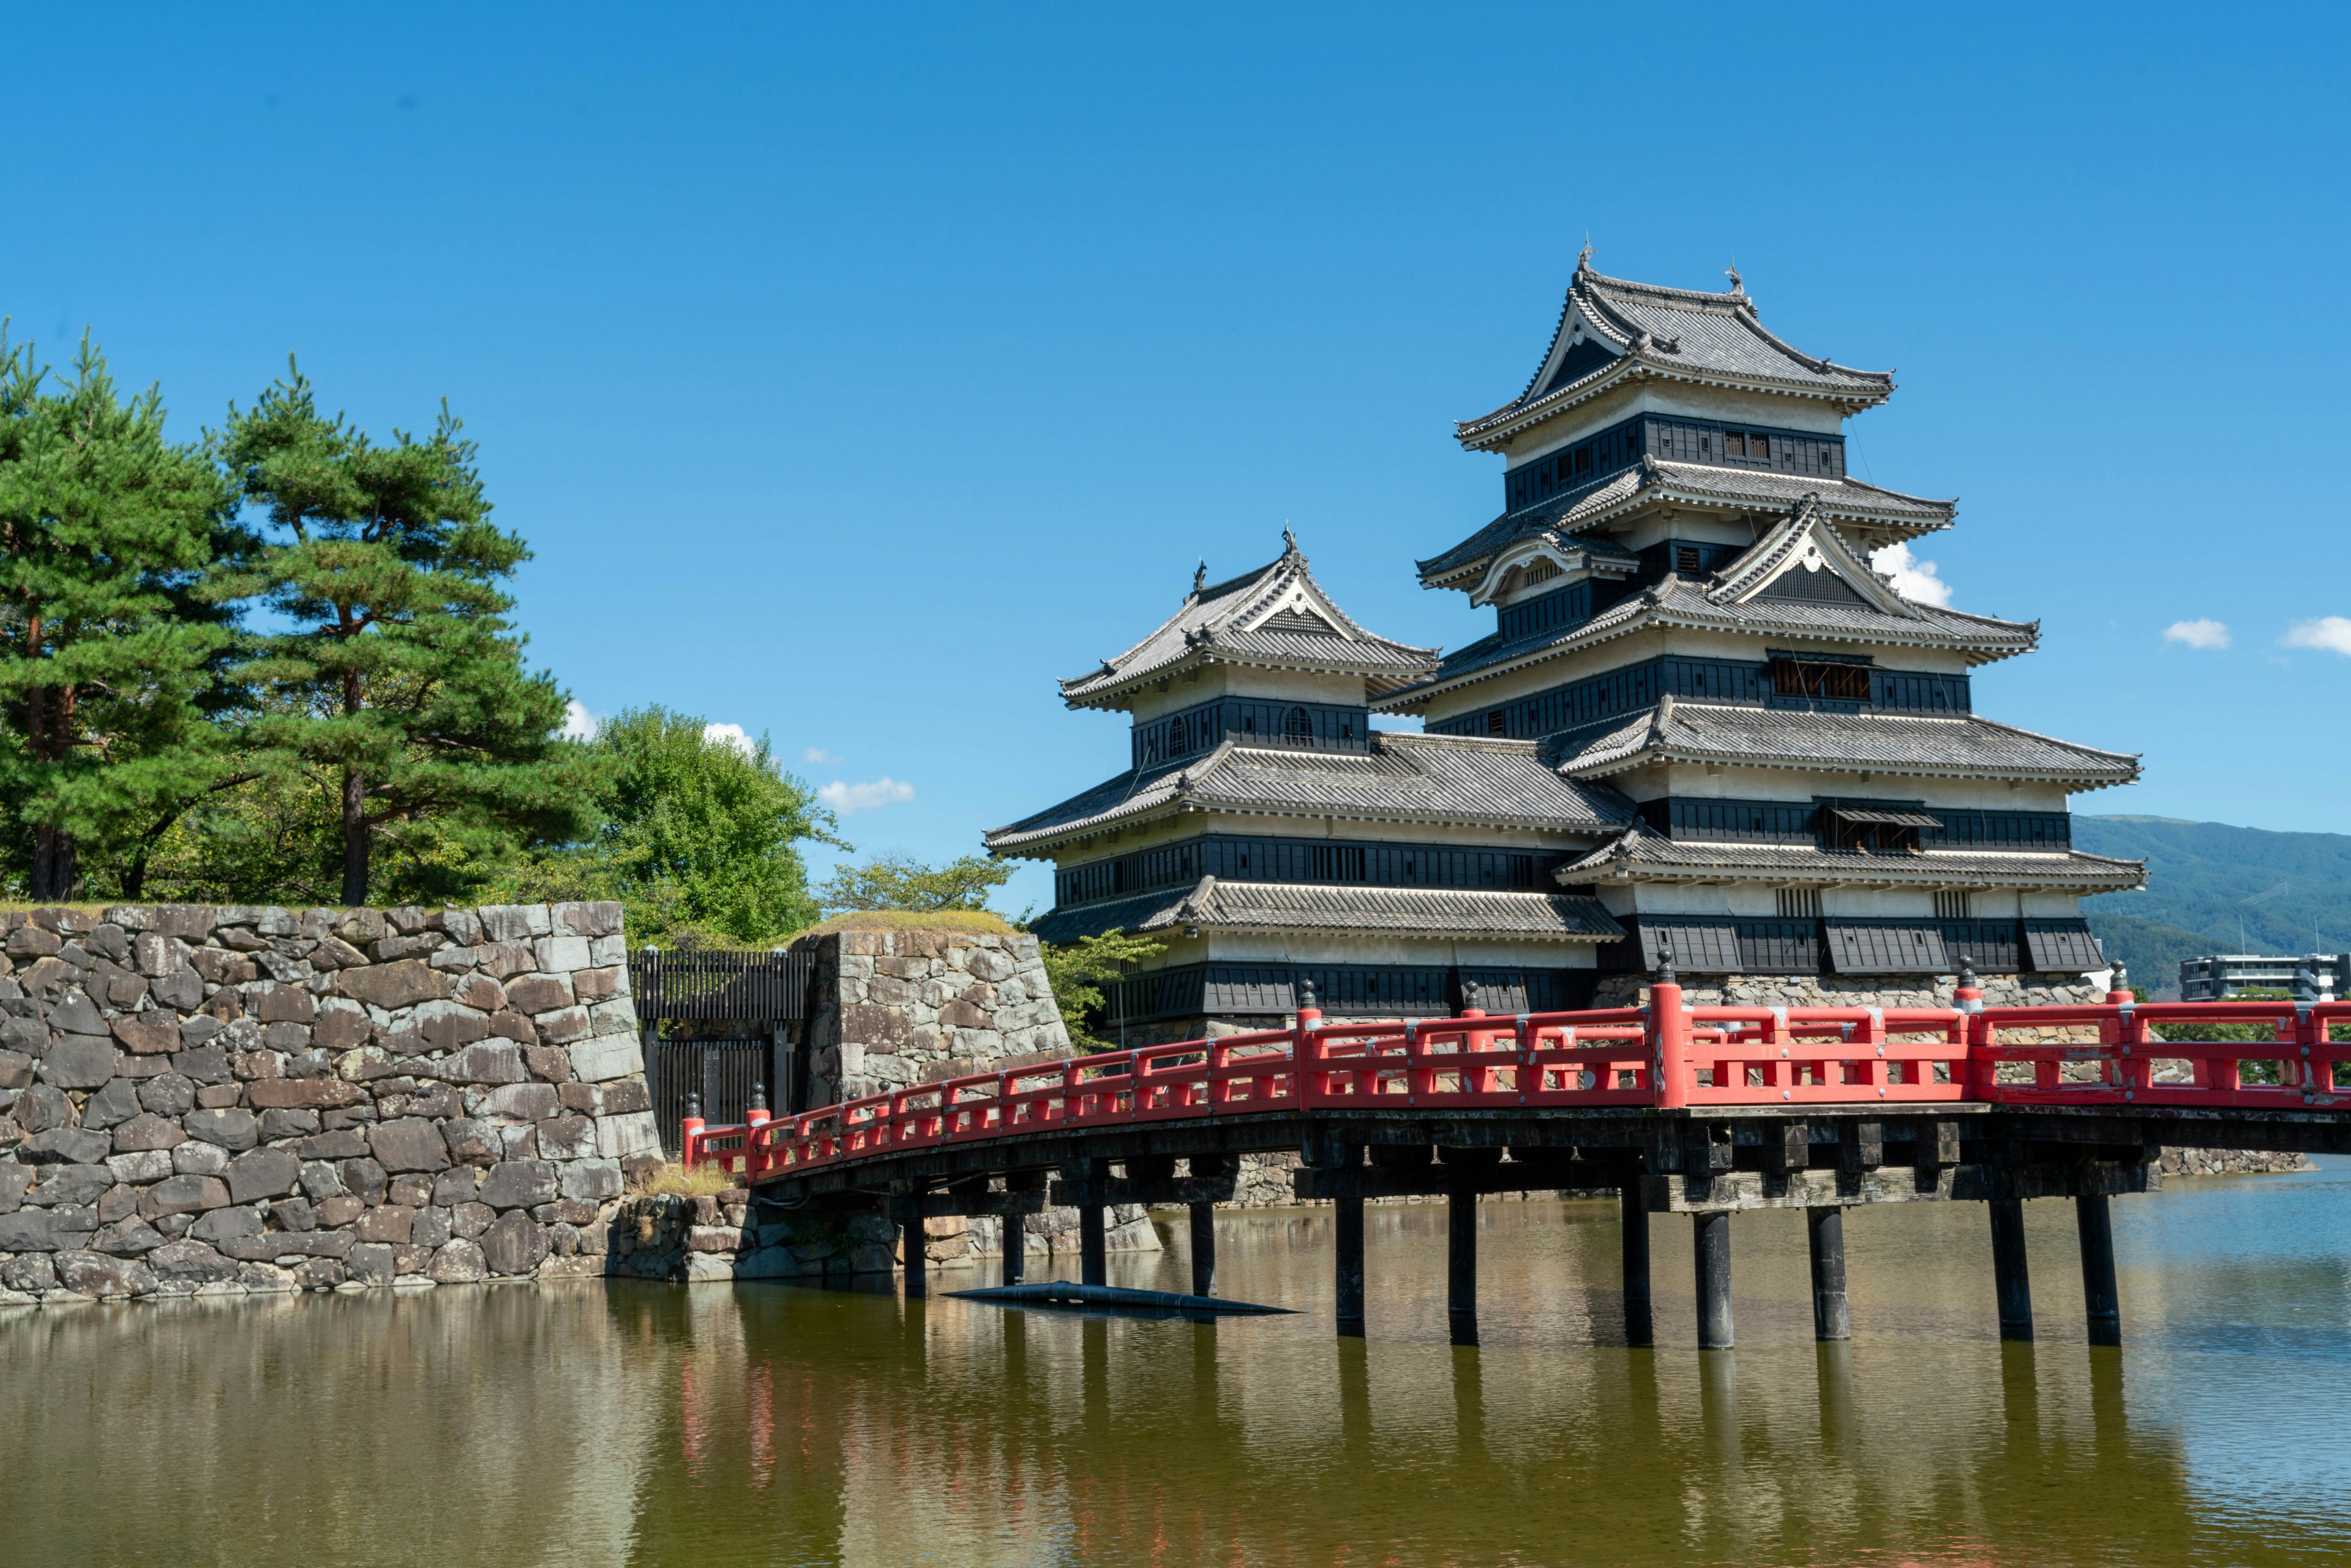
[628,948,816,1158]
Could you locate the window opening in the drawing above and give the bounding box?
[1777,888,1823,918]
[1933,891,1972,920]
[1771,658,1871,702]
[1674,546,1703,574]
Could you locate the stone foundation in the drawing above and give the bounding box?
[2158,1148,2315,1177]
[609,1190,1160,1280]
[1591,972,2109,1010]
[0,902,656,1307]
[801,928,1071,1105]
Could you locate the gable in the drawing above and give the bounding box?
[1755,564,1867,605]
[1540,335,1619,397]
[1258,607,1342,636]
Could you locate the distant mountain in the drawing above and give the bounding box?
[2075,816,2351,996]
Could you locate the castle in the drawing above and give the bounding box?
[989,258,2143,1039]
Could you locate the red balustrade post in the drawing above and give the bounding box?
[1649,957,1690,1109]
[1296,979,1325,1101]
[680,1089,705,1171]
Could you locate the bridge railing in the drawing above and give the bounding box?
[676,986,2351,1177]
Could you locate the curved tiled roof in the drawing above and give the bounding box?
[1419,457,1954,586]
[1555,825,2145,892]
[1029,876,1625,945]
[1546,702,2141,789]
[1061,536,1437,708]
[1457,263,1895,451]
[984,732,1634,855]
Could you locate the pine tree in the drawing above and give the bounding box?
[0,331,238,899]
[216,362,594,905]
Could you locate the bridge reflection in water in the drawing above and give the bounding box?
[6,1175,2351,1564]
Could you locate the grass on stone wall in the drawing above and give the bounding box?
[799,909,1018,937]
[629,1163,739,1198]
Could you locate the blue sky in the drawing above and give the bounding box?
[10,4,2348,915]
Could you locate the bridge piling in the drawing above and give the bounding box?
[1989,1198,2034,1341]
[2075,1193,2122,1346]
[1693,1212,1733,1349]
[1619,1183,1652,1348]
[1447,1189,1477,1347]
[1807,1206,1850,1341]
[1001,1218,1026,1286]
[1079,1204,1108,1288]
[901,1218,928,1298]
[1335,1192,1367,1338]
[1189,1202,1217,1297]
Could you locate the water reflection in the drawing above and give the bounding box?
[6,1164,2351,1565]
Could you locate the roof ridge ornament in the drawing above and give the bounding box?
[1193,558,1206,595]
[1578,236,1594,272]
[1282,525,1299,556]
[1725,262,1743,296]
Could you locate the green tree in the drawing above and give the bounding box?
[818,852,1011,915]
[1035,928,1166,1052]
[508,706,841,946]
[216,363,594,904]
[0,331,242,898]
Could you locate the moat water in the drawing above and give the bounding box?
[7,1161,2351,1567]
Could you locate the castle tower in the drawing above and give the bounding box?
[1382,259,2145,1003]
[988,536,1630,1041]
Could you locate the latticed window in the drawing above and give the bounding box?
[1771,658,1872,701]
[1776,887,1823,918]
[1933,891,1972,920]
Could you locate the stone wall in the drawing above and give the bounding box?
[0,902,657,1306]
[608,1190,1160,1280]
[800,927,1071,1106]
[1591,971,2108,1010]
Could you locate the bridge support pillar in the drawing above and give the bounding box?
[1335,1193,1367,1338]
[1989,1198,2033,1341]
[2075,1193,2121,1346]
[1807,1205,1850,1341]
[1447,1188,1477,1347]
[1189,1202,1217,1297]
[901,1217,927,1299]
[1619,1182,1652,1348]
[1079,1204,1108,1288]
[1001,1217,1026,1286]
[1693,1211,1732,1349]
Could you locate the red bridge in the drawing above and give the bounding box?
[683,972,2351,1349]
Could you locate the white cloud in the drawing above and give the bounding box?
[2283,616,2351,657]
[559,700,599,741]
[803,746,842,765]
[702,722,756,756]
[2163,618,2231,650]
[819,776,915,815]
[1870,542,1952,608]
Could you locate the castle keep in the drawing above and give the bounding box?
[992,258,2143,1035]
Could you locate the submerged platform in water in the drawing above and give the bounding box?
[947,1281,1294,1316]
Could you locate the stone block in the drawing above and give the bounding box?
[0,1253,58,1291]
[369,1117,451,1173]
[314,1005,372,1051]
[356,1205,414,1244]
[687,1225,742,1253]
[406,1000,492,1054]
[258,1109,320,1142]
[260,1022,313,1052]
[596,1110,660,1161]
[552,901,624,938]
[92,1215,165,1255]
[337,960,451,1011]
[268,1197,315,1232]
[31,1165,114,1208]
[455,973,506,1012]
[112,1112,186,1153]
[21,1127,111,1164]
[478,942,534,981]
[227,1147,302,1204]
[0,1049,31,1092]
[6,925,61,958]
[219,1231,353,1261]
[536,1114,596,1160]
[195,1084,242,1110]
[0,1210,67,1250]
[250,983,316,1024]
[588,999,639,1037]
[479,1160,558,1210]
[600,1078,651,1115]
[41,1035,116,1090]
[110,1016,179,1056]
[572,966,625,1003]
[347,1242,397,1287]
[559,1157,622,1202]
[504,973,574,1015]
[57,1250,156,1298]
[81,1078,140,1130]
[296,1129,370,1160]
[480,1209,550,1275]
[534,1007,591,1046]
[185,1108,260,1151]
[173,1043,231,1085]
[247,1077,362,1111]
[137,1073,195,1117]
[290,1259,346,1290]
[429,1237,487,1283]
[479,1082,560,1122]
[106,1149,174,1185]
[340,1157,388,1206]
[298,1159,347,1199]
[441,1118,500,1167]
[150,967,203,1011]
[314,1194,362,1228]
[0,1161,31,1212]
[478,905,552,943]
[413,1206,454,1250]
[149,1239,238,1284]
[388,1174,436,1207]
[173,1142,228,1177]
[190,1207,262,1243]
[438,1041,525,1086]
[137,1174,230,1218]
[432,1167,478,1206]
[532,936,593,975]
[567,1033,643,1084]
